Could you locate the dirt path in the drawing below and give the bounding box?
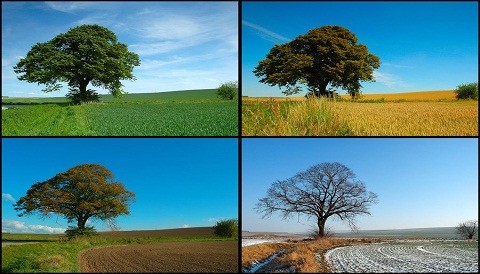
[79,241,238,273]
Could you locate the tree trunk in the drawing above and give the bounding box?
[317,218,326,238]
[79,80,88,97]
[313,81,329,97]
[77,216,87,230]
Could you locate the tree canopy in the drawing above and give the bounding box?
[14,164,135,230]
[256,162,378,238]
[13,24,140,104]
[254,25,380,98]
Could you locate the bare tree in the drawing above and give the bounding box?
[256,162,378,238]
[456,220,477,240]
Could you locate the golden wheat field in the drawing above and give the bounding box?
[242,90,478,136]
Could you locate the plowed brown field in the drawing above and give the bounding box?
[79,241,238,273]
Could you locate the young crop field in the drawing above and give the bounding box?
[2,90,238,136]
[326,240,478,273]
[242,92,478,136]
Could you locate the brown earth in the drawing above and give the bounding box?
[79,240,238,273]
[98,227,216,238]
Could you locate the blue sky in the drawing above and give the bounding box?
[2,138,238,233]
[2,1,237,97]
[242,138,478,233]
[242,1,478,97]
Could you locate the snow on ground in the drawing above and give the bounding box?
[325,240,478,273]
[242,238,286,247]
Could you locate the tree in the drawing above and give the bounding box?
[14,164,135,232]
[213,219,238,238]
[13,24,140,104]
[256,162,378,238]
[455,82,478,100]
[254,26,380,98]
[216,81,238,100]
[456,220,477,240]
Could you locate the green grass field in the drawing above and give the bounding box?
[2,89,238,136]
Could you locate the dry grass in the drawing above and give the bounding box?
[241,242,294,268]
[332,101,478,136]
[341,90,457,101]
[242,238,383,273]
[242,97,352,136]
[242,94,478,136]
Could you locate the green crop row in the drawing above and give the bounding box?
[2,101,237,136]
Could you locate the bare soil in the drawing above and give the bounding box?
[79,240,238,273]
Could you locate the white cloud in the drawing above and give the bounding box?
[373,70,404,89]
[2,219,65,234]
[2,193,16,202]
[382,62,413,69]
[45,2,98,13]
[242,20,290,44]
[182,224,190,228]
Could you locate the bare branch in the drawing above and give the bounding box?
[256,162,378,238]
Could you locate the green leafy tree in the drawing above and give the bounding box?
[13,24,140,104]
[216,81,238,100]
[213,219,238,238]
[14,164,135,232]
[455,82,478,100]
[254,26,380,98]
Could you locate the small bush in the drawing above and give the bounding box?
[216,81,238,100]
[455,82,478,100]
[64,226,97,240]
[66,88,100,104]
[213,219,238,238]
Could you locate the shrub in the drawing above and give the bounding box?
[455,82,478,100]
[213,219,238,238]
[216,81,238,100]
[64,226,98,240]
[66,88,100,105]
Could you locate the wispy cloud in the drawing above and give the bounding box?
[181,224,190,228]
[2,219,65,234]
[382,62,413,69]
[242,20,290,44]
[44,2,98,13]
[2,193,16,202]
[373,70,404,89]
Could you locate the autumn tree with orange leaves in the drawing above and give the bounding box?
[14,164,135,232]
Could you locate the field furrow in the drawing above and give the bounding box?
[79,241,238,273]
[325,240,478,273]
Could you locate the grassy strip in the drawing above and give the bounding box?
[2,236,236,273]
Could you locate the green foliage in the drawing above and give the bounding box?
[216,81,238,100]
[213,219,238,238]
[455,82,478,100]
[13,24,140,103]
[2,101,237,136]
[64,226,98,240]
[66,88,100,105]
[254,25,380,98]
[14,164,135,230]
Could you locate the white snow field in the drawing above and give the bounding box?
[242,238,286,247]
[326,240,478,273]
